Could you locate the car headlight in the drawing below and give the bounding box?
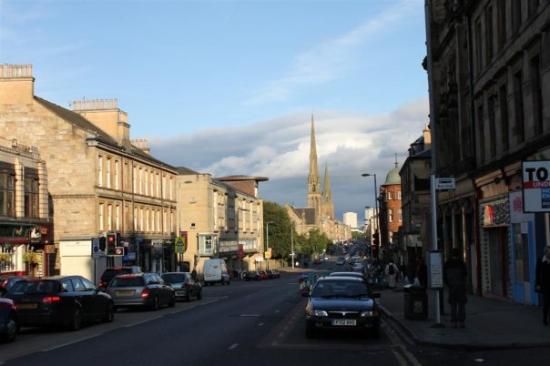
[360,310,376,317]
[314,310,328,317]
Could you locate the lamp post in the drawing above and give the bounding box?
[290,222,295,269]
[361,173,380,258]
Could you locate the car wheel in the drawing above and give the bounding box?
[103,303,115,323]
[68,308,82,331]
[150,296,160,311]
[168,294,176,307]
[2,315,18,342]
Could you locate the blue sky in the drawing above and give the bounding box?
[0,0,429,222]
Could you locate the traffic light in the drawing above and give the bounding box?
[106,232,117,255]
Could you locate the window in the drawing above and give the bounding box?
[115,205,120,231]
[169,178,173,200]
[485,5,494,62]
[98,156,103,187]
[475,19,483,73]
[156,174,160,197]
[478,104,485,162]
[114,160,120,190]
[134,207,138,231]
[497,0,507,49]
[0,168,15,217]
[61,279,74,292]
[163,211,167,233]
[71,278,86,292]
[531,55,543,135]
[144,169,148,196]
[488,95,497,157]
[388,209,393,223]
[107,204,113,230]
[24,171,39,218]
[513,71,525,143]
[99,204,104,231]
[133,166,137,192]
[499,84,509,151]
[106,159,111,188]
[145,209,149,232]
[140,208,144,231]
[162,175,166,199]
[139,168,143,194]
[387,192,392,200]
[397,191,402,200]
[150,171,154,196]
[399,209,402,222]
[512,0,522,33]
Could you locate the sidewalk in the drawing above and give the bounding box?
[379,285,550,349]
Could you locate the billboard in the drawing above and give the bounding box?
[522,161,550,212]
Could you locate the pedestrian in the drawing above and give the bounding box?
[416,256,428,288]
[444,248,467,328]
[536,245,550,326]
[385,260,398,289]
[191,268,197,281]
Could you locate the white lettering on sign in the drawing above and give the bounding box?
[522,161,550,212]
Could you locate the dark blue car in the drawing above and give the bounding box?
[0,297,18,342]
[305,276,381,338]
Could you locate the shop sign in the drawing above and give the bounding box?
[482,199,509,227]
[522,161,550,212]
[509,191,534,223]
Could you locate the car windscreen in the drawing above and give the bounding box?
[102,268,132,282]
[109,277,145,287]
[161,273,187,284]
[311,280,370,298]
[8,280,59,295]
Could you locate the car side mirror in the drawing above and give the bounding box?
[371,292,381,299]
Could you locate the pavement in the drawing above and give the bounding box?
[378,283,550,350]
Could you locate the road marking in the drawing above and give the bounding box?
[258,322,264,327]
[42,332,104,352]
[383,322,422,366]
[228,343,239,350]
[124,315,164,328]
[391,350,408,366]
[240,314,260,317]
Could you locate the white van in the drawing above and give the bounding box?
[203,259,231,286]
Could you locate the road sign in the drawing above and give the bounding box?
[175,236,185,254]
[436,177,456,190]
[522,161,550,212]
[91,238,102,257]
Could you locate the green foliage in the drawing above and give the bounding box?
[296,228,331,256]
[263,201,293,259]
[352,231,368,240]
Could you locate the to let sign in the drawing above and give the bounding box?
[522,161,550,212]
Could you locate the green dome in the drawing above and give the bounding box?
[384,166,401,185]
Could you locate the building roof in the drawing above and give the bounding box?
[177,166,201,175]
[384,165,401,185]
[35,96,178,171]
[216,175,269,182]
[291,207,317,225]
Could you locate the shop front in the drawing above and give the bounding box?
[480,196,511,298]
[132,237,175,273]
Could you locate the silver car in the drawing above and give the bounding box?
[161,272,202,302]
[106,273,175,310]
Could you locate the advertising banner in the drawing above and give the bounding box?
[522,161,550,212]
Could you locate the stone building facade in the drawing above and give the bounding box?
[176,170,266,273]
[427,0,550,303]
[379,163,403,251]
[0,65,178,281]
[0,137,52,276]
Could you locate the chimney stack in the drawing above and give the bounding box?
[0,64,35,104]
[423,124,431,151]
[71,98,130,146]
[131,138,150,154]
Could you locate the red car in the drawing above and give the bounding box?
[258,271,269,280]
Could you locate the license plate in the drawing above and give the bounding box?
[116,290,135,297]
[332,319,356,326]
[176,291,186,296]
[17,303,38,310]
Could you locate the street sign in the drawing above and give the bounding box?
[427,251,443,289]
[522,161,550,212]
[91,237,103,257]
[435,177,456,190]
[175,236,185,254]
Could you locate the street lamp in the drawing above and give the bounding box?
[361,173,381,257]
[265,221,274,270]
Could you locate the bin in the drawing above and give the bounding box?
[403,285,428,320]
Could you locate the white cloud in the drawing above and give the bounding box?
[149,96,429,217]
[244,0,421,106]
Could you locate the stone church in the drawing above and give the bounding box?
[286,117,351,242]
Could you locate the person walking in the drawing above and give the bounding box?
[385,260,398,289]
[444,248,467,328]
[536,245,550,326]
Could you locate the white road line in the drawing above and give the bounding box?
[240,314,260,317]
[228,343,239,350]
[42,332,104,352]
[258,322,264,327]
[384,323,422,366]
[124,315,163,328]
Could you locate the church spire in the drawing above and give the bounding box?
[323,163,332,200]
[309,115,319,179]
[322,162,335,220]
[307,115,322,222]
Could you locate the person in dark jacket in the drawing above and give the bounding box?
[444,248,467,328]
[536,246,550,326]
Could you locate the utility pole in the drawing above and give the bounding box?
[291,223,295,269]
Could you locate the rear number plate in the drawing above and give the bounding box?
[176,291,186,296]
[17,303,38,310]
[332,319,356,326]
[116,290,134,297]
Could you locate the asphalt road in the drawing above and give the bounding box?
[0,261,417,366]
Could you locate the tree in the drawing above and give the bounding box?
[263,201,293,259]
[296,228,331,256]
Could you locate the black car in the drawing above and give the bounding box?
[0,275,33,297]
[0,298,18,342]
[6,276,115,331]
[243,271,260,281]
[161,272,202,302]
[305,276,381,338]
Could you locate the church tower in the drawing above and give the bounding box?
[322,163,335,220]
[307,115,322,224]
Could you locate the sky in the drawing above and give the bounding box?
[0,0,429,223]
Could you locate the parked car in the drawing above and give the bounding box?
[161,272,202,302]
[335,257,346,265]
[305,276,381,338]
[267,269,280,279]
[243,271,260,281]
[313,258,322,265]
[329,272,365,280]
[107,273,175,310]
[203,259,231,286]
[0,297,18,342]
[0,274,33,297]
[258,270,269,280]
[99,266,141,289]
[5,276,114,331]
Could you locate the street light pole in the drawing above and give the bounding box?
[362,173,380,258]
[265,221,274,270]
[290,223,295,269]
